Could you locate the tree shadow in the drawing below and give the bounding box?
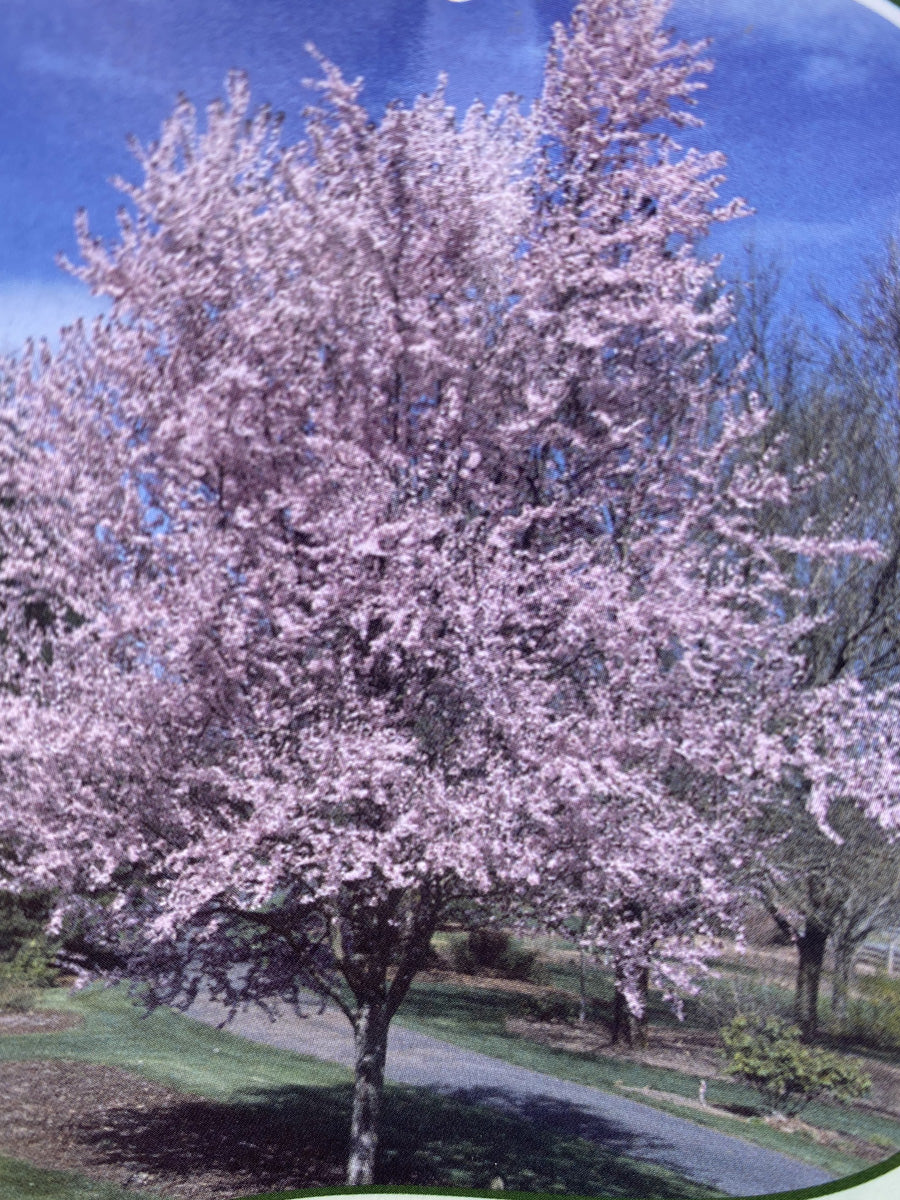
[72,1080,716,1197]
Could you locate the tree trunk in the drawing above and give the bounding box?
[578,945,587,1024]
[611,987,632,1045]
[610,969,648,1048]
[346,1001,389,1185]
[831,934,857,1022]
[794,921,828,1041]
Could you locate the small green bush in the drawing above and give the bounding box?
[840,971,900,1051]
[720,1015,871,1117]
[0,937,59,987]
[449,930,542,983]
[468,929,513,969]
[0,936,59,1015]
[0,889,54,963]
[516,989,605,1024]
[0,977,37,1012]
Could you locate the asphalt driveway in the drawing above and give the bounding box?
[184,992,834,1198]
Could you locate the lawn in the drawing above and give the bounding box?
[0,1156,154,1200]
[0,986,723,1200]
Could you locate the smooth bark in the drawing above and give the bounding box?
[347,1001,389,1185]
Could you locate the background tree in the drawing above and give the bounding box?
[750,794,898,1040]
[830,848,900,1022]
[725,242,900,1040]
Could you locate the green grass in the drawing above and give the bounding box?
[395,978,900,1179]
[1,984,347,1098]
[0,1155,156,1200]
[0,987,722,1199]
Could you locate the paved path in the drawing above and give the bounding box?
[185,993,833,1197]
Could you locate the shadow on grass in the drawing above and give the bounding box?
[72,1081,720,1198]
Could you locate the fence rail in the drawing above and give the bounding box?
[857,930,900,975]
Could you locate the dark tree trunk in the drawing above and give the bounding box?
[794,921,828,1041]
[334,889,441,1186]
[347,1000,389,1185]
[610,969,648,1048]
[578,945,587,1024]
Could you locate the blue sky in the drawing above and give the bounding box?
[0,0,898,352]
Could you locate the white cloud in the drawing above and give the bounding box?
[675,0,900,45]
[419,0,545,106]
[22,45,171,98]
[674,0,900,97]
[797,51,871,89]
[0,280,106,357]
[743,215,859,248]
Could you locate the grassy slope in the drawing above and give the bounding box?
[0,986,721,1200]
[394,976,900,1180]
[0,1156,156,1200]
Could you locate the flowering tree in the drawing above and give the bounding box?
[1,0,898,1185]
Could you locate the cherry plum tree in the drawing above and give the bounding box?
[1,0,898,1184]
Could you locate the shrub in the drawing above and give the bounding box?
[1,937,60,987]
[468,929,513,970]
[0,889,54,963]
[516,989,605,1024]
[840,971,900,1051]
[720,1015,871,1117]
[0,977,37,1013]
[449,930,542,983]
[690,973,794,1030]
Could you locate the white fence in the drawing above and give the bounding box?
[857,928,900,975]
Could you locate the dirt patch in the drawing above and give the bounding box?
[852,1056,900,1118]
[506,1017,724,1077]
[0,1010,84,1035]
[0,1059,344,1199]
[763,1115,891,1164]
[422,968,550,997]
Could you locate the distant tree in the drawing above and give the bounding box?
[829,840,900,1023]
[726,237,900,691]
[726,244,900,1040]
[753,794,899,1040]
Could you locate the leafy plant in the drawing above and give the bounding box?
[720,1015,871,1117]
[0,937,59,987]
[0,889,54,963]
[840,970,900,1051]
[516,989,605,1025]
[449,930,542,984]
[0,975,36,1013]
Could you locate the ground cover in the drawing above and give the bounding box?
[0,987,722,1200]
[0,1154,153,1200]
[394,971,900,1179]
